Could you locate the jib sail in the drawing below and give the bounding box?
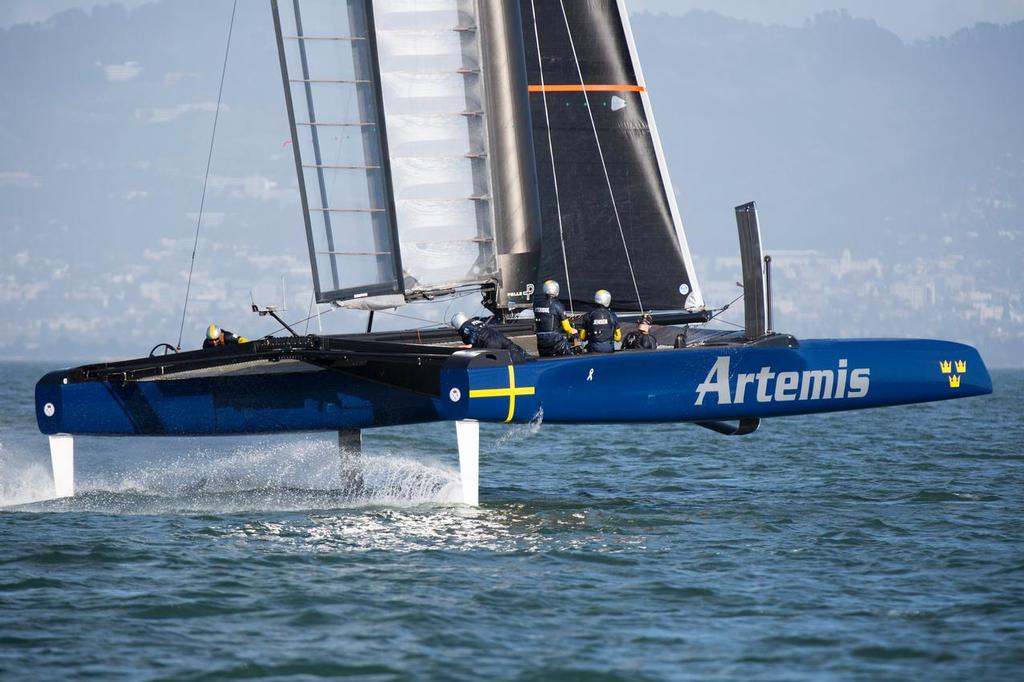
[520,0,705,313]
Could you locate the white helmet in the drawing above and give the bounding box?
[451,312,470,329]
[542,279,560,297]
[206,323,221,341]
[594,289,611,307]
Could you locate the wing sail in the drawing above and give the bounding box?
[274,0,512,306]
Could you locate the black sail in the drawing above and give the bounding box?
[519,0,704,313]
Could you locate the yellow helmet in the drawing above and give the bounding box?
[206,324,221,341]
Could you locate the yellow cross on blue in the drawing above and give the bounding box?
[468,365,536,423]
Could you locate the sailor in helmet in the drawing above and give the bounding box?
[452,312,480,346]
[451,312,530,363]
[622,312,658,350]
[579,289,621,353]
[202,323,248,349]
[533,279,577,357]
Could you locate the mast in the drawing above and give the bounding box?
[476,0,543,314]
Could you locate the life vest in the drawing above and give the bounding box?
[534,297,568,334]
[584,307,619,352]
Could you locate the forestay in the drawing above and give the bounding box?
[273,0,498,307]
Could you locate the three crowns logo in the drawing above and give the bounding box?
[940,360,967,389]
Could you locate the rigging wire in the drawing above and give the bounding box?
[557,0,643,313]
[303,290,316,335]
[528,0,575,314]
[377,309,450,328]
[175,0,239,350]
[708,291,745,321]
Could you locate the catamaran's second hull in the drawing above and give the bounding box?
[35,355,451,436]
[36,337,990,437]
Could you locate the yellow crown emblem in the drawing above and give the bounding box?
[948,375,961,388]
[955,360,967,373]
[939,360,952,374]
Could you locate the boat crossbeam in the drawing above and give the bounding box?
[48,433,75,498]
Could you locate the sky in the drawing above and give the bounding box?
[4,0,1024,40]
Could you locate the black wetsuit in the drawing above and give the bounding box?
[623,330,658,350]
[581,307,620,353]
[458,320,530,363]
[534,297,573,357]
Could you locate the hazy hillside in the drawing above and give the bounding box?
[1,3,1021,364]
[635,10,1024,258]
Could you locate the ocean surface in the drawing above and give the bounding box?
[0,361,1021,681]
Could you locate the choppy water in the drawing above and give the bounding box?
[1,361,1021,681]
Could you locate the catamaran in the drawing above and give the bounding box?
[35,0,991,505]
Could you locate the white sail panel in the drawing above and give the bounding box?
[384,114,478,155]
[374,0,496,295]
[375,30,476,61]
[390,156,477,199]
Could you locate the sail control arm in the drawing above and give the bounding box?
[251,302,299,337]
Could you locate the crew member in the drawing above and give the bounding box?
[533,279,577,357]
[452,312,481,347]
[578,289,621,354]
[623,313,658,350]
[203,324,248,349]
[451,313,530,363]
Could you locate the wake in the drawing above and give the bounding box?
[1,438,464,513]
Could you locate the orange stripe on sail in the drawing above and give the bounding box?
[527,84,646,93]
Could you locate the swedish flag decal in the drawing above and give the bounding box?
[469,365,536,423]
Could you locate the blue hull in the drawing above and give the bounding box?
[37,338,991,436]
[36,365,441,436]
[442,338,991,424]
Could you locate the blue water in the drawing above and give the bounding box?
[1,362,1021,681]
